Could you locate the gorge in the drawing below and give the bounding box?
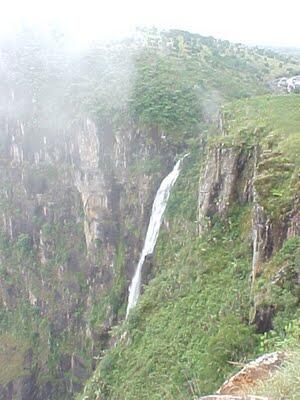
[0,28,299,400]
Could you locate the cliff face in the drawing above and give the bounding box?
[198,141,299,333]
[79,95,299,400]
[198,98,300,338]
[198,145,253,234]
[1,96,299,400]
[1,30,299,400]
[1,95,299,400]
[0,104,175,398]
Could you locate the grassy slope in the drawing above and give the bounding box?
[80,94,300,400]
[221,95,300,217]
[0,334,30,386]
[1,30,299,398]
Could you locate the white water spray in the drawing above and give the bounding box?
[126,156,187,317]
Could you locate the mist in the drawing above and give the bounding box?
[0,0,299,157]
[1,0,300,48]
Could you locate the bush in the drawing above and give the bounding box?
[16,234,31,254]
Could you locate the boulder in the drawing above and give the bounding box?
[217,352,285,395]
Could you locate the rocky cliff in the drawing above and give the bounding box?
[80,95,300,400]
[0,29,299,400]
[0,105,177,398]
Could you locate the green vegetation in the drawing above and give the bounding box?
[252,235,300,334]
[0,28,299,399]
[0,162,91,397]
[0,334,30,386]
[80,155,258,399]
[249,323,300,398]
[249,348,300,399]
[80,94,300,400]
[89,243,128,330]
[218,95,300,343]
[216,95,300,218]
[127,33,298,139]
[131,50,202,135]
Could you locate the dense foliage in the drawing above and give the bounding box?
[0,28,299,399]
[80,95,300,399]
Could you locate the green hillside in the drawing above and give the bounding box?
[80,95,300,399]
[0,29,299,399]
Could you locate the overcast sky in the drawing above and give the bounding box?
[0,0,299,48]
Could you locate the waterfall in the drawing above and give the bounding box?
[126,156,186,317]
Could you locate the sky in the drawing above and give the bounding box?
[0,0,299,48]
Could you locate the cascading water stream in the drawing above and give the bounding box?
[126,156,187,317]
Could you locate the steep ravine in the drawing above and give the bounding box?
[0,95,299,400]
[0,109,179,399]
[80,95,300,400]
[0,29,300,400]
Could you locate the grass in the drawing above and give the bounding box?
[0,333,30,386]
[250,348,300,399]
[80,94,300,400]
[1,29,300,399]
[252,236,300,330]
[216,95,300,160]
[79,156,259,400]
[214,95,300,218]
